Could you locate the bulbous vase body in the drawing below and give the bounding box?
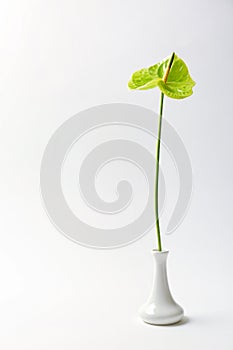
[139,250,184,325]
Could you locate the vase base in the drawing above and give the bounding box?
[139,304,184,326]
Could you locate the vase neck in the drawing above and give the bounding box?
[152,250,169,264]
[150,250,174,305]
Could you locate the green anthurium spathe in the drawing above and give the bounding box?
[128,54,195,99]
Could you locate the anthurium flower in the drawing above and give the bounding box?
[128,52,195,251]
[128,54,195,99]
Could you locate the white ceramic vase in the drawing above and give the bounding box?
[139,250,184,325]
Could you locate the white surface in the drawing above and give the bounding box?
[0,0,233,349]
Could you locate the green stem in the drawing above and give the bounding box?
[155,92,164,251]
[154,52,175,251]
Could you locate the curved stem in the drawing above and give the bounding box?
[154,52,175,251]
[155,92,164,251]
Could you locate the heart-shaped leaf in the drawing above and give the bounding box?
[128,54,195,99]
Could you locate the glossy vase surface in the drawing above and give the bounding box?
[139,250,184,325]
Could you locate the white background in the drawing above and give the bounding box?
[1,0,233,349]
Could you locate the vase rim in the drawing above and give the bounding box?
[152,249,169,254]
